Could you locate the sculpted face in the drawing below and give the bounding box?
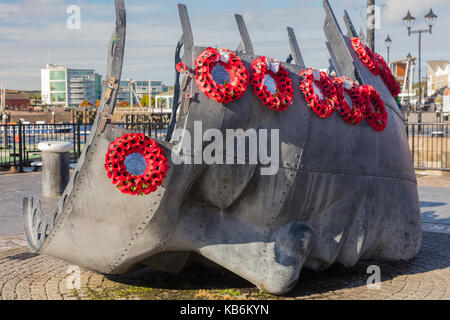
[22,0,421,295]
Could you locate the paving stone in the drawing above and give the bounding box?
[0,173,449,300]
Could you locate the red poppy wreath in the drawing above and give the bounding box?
[350,37,381,76]
[104,133,168,196]
[250,56,294,112]
[194,47,249,104]
[332,76,365,125]
[351,37,401,98]
[360,84,388,132]
[373,52,401,97]
[299,68,337,118]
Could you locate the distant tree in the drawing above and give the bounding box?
[141,95,156,108]
[28,93,41,100]
[140,94,149,107]
[413,81,428,97]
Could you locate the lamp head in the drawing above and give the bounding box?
[403,10,415,34]
[425,8,437,33]
[385,35,392,48]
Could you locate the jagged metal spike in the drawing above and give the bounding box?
[323,0,359,82]
[343,10,358,38]
[100,0,126,116]
[166,37,184,142]
[23,0,127,255]
[174,4,196,137]
[286,27,305,68]
[323,0,402,118]
[178,3,194,68]
[359,27,368,46]
[325,41,343,76]
[235,14,254,55]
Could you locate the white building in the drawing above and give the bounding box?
[41,64,102,108]
[427,60,450,97]
[117,80,168,106]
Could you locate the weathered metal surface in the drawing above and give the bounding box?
[287,27,306,68]
[343,10,358,39]
[23,1,421,295]
[235,14,254,55]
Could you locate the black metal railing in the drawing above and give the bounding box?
[2,119,448,172]
[406,123,450,171]
[0,119,169,171]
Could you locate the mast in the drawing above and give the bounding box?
[0,83,5,114]
[148,75,152,109]
[367,0,375,51]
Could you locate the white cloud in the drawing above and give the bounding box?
[384,0,446,23]
[1,0,449,90]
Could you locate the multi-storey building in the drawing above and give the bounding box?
[41,64,102,108]
[117,80,168,105]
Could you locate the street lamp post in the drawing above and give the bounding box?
[402,8,437,111]
[406,53,412,112]
[385,35,392,65]
[403,8,437,130]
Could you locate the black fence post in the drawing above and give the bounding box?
[412,124,415,167]
[77,122,81,160]
[18,121,23,173]
[12,124,16,168]
[72,122,77,162]
[147,118,151,137]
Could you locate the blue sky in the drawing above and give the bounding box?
[0,0,449,90]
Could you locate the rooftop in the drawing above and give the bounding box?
[427,60,449,72]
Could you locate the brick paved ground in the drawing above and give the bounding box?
[0,232,448,300]
[0,172,449,300]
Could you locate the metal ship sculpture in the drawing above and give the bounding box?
[23,0,421,295]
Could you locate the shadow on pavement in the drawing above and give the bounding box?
[107,232,450,298]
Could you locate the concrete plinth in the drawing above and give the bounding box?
[38,141,72,198]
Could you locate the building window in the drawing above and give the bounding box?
[51,93,66,102]
[50,82,66,92]
[50,71,66,81]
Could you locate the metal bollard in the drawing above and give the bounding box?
[38,141,73,197]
